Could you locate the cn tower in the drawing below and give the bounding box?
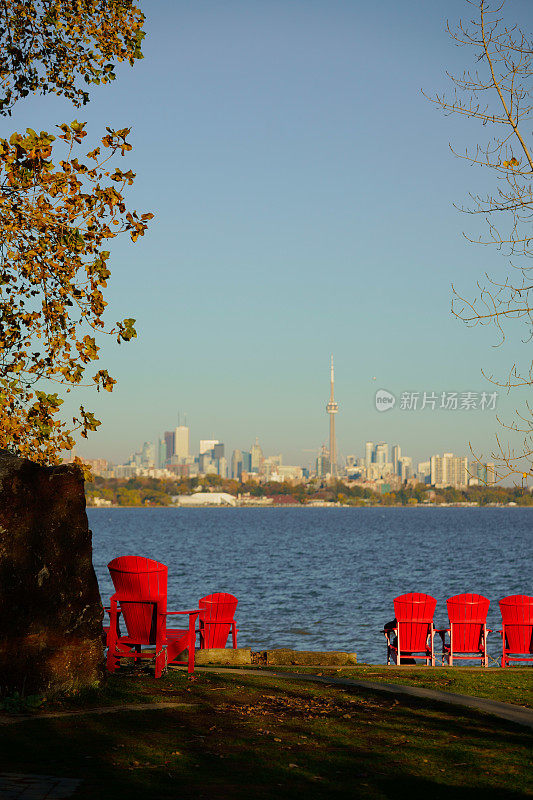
[326,355,339,477]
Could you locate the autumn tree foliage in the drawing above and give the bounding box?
[0,0,145,114]
[0,1,151,464]
[428,0,533,481]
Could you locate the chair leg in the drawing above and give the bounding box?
[106,650,118,673]
[231,623,237,649]
[155,648,167,679]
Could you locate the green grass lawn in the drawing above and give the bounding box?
[1,669,531,799]
[271,666,533,708]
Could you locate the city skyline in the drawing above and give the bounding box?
[25,1,530,469]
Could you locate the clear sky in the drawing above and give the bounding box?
[8,0,533,468]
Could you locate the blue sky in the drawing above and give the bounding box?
[8,0,533,468]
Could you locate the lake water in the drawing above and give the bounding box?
[88,507,532,666]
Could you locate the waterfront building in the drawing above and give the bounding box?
[174,425,189,461]
[430,453,468,488]
[175,492,236,507]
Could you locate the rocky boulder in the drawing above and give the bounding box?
[0,450,104,695]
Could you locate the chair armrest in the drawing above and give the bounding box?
[162,609,201,616]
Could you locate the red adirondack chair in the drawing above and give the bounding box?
[198,593,238,649]
[382,593,437,666]
[437,594,491,666]
[498,594,533,668]
[104,556,199,677]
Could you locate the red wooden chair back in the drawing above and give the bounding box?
[447,593,489,652]
[108,556,168,645]
[499,594,533,654]
[394,593,436,652]
[199,593,238,648]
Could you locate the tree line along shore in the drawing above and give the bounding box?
[85,476,533,508]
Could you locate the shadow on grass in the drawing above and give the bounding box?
[0,676,531,799]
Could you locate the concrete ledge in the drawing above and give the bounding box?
[264,649,357,667]
[194,648,252,666]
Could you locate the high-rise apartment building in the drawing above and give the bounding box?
[417,461,431,483]
[398,455,412,480]
[174,426,189,461]
[430,453,468,488]
[470,461,497,485]
[365,441,373,467]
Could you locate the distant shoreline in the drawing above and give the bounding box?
[86,503,529,509]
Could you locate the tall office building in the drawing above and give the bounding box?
[326,355,339,477]
[250,438,263,472]
[316,444,330,478]
[392,444,401,475]
[213,442,225,460]
[217,456,228,479]
[365,441,373,468]
[141,441,155,468]
[174,426,189,461]
[200,439,219,455]
[241,451,252,472]
[158,438,167,468]
[232,449,243,479]
[374,442,388,465]
[164,430,175,462]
